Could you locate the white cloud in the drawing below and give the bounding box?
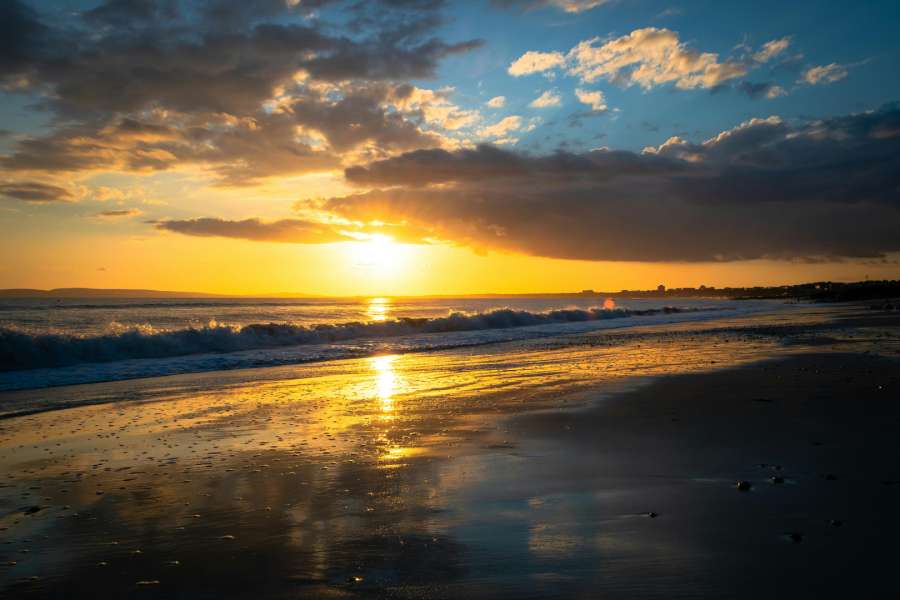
[391,86,480,131]
[477,116,523,138]
[801,63,848,85]
[511,28,748,90]
[567,28,747,89]
[752,37,791,63]
[523,117,541,132]
[508,51,566,77]
[530,90,561,108]
[574,88,607,111]
[765,85,787,99]
[548,0,609,12]
[486,96,507,108]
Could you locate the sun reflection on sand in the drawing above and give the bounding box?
[369,354,426,463]
[371,354,398,415]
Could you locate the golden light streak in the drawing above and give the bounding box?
[371,354,398,415]
[367,297,391,322]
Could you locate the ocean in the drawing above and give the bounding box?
[0,296,779,391]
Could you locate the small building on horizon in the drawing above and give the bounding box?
[657,284,666,293]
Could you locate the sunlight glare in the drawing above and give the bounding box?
[367,297,391,322]
[371,354,398,414]
[350,235,410,277]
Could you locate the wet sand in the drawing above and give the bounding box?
[1,306,898,598]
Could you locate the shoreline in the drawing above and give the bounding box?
[0,300,795,409]
[1,307,898,598]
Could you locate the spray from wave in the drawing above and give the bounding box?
[0,306,689,371]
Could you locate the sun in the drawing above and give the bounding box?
[349,235,410,277]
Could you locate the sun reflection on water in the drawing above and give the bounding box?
[367,297,391,322]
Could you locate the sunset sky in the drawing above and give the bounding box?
[1,0,899,295]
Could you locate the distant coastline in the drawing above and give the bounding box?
[0,279,898,302]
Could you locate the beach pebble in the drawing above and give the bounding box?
[736,480,752,492]
[220,534,236,540]
[770,476,784,484]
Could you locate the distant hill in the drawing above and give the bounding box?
[0,288,228,299]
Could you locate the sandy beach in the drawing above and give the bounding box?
[1,304,898,599]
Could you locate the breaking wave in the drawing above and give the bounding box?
[0,306,689,371]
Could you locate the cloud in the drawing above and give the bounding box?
[752,37,791,63]
[486,96,506,108]
[391,85,480,131]
[802,63,848,85]
[1,0,483,118]
[153,217,352,244]
[737,81,787,100]
[0,181,76,203]
[508,51,566,77]
[510,28,751,90]
[152,215,431,245]
[567,28,748,89]
[477,116,523,138]
[331,104,900,262]
[0,0,481,184]
[493,0,610,13]
[93,208,142,219]
[530,90,561,108]
[655,7,683,19]
[574,88,607,111]
[0,81,471,184]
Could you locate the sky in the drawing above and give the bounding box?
[1,0,899,295]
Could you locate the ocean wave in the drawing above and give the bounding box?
[0,306,689,371]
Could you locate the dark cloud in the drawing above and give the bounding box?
[326,104,900,262]
[0,0,476,183]
[0,0,49,76]
[0,0,481,118]
[0,181,75,203]
[83,0,181,28]
[93,209,141,218]
[153,217,353,244]
[0,81,446,184]
[345,144,686,187]
[152,215,433,244]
